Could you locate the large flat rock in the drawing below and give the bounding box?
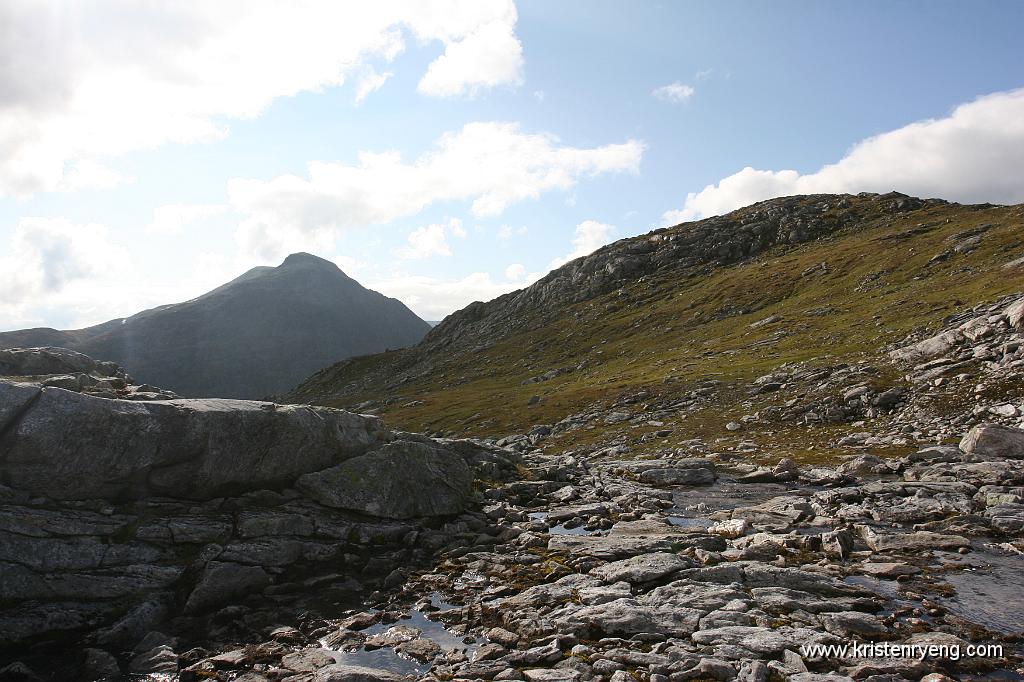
[0,382,391,500]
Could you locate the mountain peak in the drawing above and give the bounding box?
[280,252,336,269]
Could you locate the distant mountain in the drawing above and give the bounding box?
[0,253,431,398]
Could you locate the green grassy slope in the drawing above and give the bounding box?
[287,194,1024,460]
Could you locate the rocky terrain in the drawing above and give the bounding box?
[1,193,1022,681]
[0,253,431,399]
[7,403,1020,680]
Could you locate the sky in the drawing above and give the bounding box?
[1,1,1023,330]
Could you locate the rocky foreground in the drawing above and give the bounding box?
[0,348,517,680]
[2,347,1023,681]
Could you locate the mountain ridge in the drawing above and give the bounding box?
[285,191,1024,458]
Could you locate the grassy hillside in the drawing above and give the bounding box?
[287,193,1024,461]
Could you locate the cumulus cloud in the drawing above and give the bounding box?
[0,0,525,196]
[652,82,695,103]
[417,7,523,97]
[497,224,527,241]
[550,220,616,269]
[505,263,526,280]
[663,88,1024,224]
[0,217,133,327]
[231,122,642,259]
[369,271,525,320]
[354,68,394,103]
[397,218,464,260]
[57,160,131,192]
[372,218,614,319]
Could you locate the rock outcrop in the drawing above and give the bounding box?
[0,350,519,658]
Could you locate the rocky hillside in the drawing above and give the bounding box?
[286,193,1024,461]
[0,253,431,399]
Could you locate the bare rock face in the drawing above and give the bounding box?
[0,382,392,501]
[297,439,476,519]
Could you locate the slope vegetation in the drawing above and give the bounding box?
[287,193,1024,460]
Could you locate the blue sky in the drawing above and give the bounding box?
[1,0,1022,329]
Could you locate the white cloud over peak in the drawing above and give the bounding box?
[0,0,525,197]
[663,88,1024,224]
[232,122,643,260]
[550,220,616,269]
[397,218,465,260]
[652,82,696,103]
[370,271,521,321]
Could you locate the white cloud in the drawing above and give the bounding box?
[505,263,526,280]
[497,224,527,241]
[0,0,525,197]
[147,203,227,234]
[417,7,523,97]
[550,220,616,269]
[354,68,394,103]
[57,160,131,192]
[652,81,695,103]
[397,218,464,260]
[333,255,366,275]
[448,219,468,238]
[0,217,132,326]
[664,88,1024,223]
[370,271,524,320]
[231,121,643,260]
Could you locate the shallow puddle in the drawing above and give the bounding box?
[324,593,476,676]
[666,515,712,529]
[937,547,1024,636]
[671,480,795,514]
